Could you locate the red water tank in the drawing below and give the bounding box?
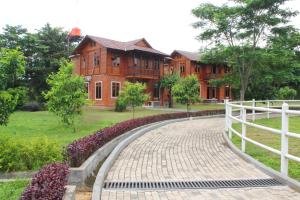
[68,27,81,37]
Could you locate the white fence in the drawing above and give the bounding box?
[225,99,300,177]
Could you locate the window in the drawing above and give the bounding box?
[134,56,140,66]
[154,59,159,70]
[212,65,217,74]
[93,53,100,67]
[84,82,89,99]
[83,57,86,68]
[195,64,201,73]
[180,63,185,73]
[91,41,96,47]
[225,86,230,98]
[111,82,120,98]
[224,66,230,73]
[153,83,160,99]
[112,54,120,67]
[95,82,102,100]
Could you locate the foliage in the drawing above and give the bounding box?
[44,60,86,127]
[121,82,149,118]
[0,91,16,126]
[172,75,200,113]
[0,136,62,172]
[65,109,224,167]
[161,72,180,108]
[192,0,299,100]
[277,87,297,100]
[21,163,69,200]
[7,87,28,109]
[0,48,25,90]
[0,180,29,200]
[0,24,71,102]
[115,95,127,112]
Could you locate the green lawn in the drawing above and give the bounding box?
[174,103,224,111]
[231,116,300,180]
[0,180,28,200]
[0,107,172,146]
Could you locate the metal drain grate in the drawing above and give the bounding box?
[103,179,283,190]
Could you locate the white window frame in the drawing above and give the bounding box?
[84,82,89,99]
[111,81,121,98]
[95,81,103,100]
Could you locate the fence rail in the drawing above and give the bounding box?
[225,99,300,177]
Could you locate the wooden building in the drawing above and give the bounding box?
[169,50,232,101]
[71,36,231,107]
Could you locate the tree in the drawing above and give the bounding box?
[0,48,25,90]
[0,91,16,126]
[172,75,200,114]
[161,72,180,108]
[121,82,149,119]
[192,0,298,100]
[44,60,86,128]
[0,48,26,125]
[0,24,71,102]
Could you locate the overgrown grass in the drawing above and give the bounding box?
[0,107,172,146]
[231,116,300,180]
[0,180,28,200]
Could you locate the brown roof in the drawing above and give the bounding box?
[171,50,200,61]
[74,35,167,56]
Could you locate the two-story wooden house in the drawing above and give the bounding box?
[169,50,231,101]
[71,35,167,107]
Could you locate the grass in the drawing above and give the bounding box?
[231,116,300,180]
[0,180,29,200]
[0,107,172,146]
[174,103,224,111]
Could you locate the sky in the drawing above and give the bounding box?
[0,0,300,54]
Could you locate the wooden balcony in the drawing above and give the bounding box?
[205,73,220,80]
[126,66,160,79]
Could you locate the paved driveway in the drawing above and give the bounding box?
[101,117,300,199]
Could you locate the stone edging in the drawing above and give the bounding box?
[223,130,300,192]
[68,122,163,186]
[91,115,224,200]
[63,185,76,200]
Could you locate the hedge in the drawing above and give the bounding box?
[65,110,224,167]
[21,163,69,200]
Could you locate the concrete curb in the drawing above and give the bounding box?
[68,122,161,186]
[63,185,76,200]
[223,130,300,192]
[92,115,225,200]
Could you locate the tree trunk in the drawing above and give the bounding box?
[168,88,173,108]
[240,89,245,101]
[132,106,135,119]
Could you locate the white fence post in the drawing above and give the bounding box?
[228,104,232,139]
[267,100,270,119]
[242,107,246,152]
[240,102,243,119]
[252,99,255,121]
[281,103,289,176]
[225,100,228,132]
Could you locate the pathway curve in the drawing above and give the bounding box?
[101,117,300,199]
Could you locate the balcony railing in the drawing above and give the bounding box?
[126,66,160,79]
[205,73,220,80]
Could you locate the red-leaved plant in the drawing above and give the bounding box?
[21,163,69,200]
[65,110,224,167]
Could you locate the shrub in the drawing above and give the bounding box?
[21,101,42,112]
[21,163,69,200]
[115,96,127,112]
[0,137,62,172]
[7,87,28,109]
[65,109,224,167]
[277,86,297,100]
[0,91,16,126]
